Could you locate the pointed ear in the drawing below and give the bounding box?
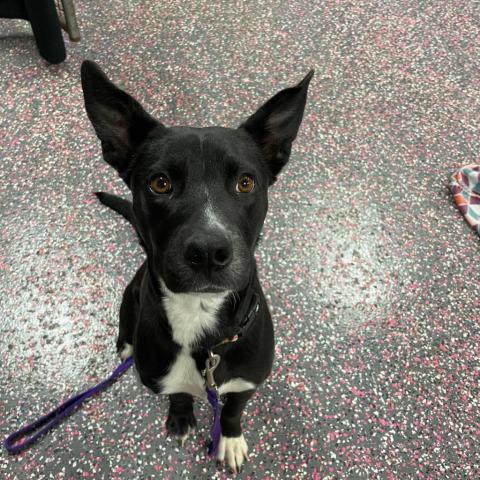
[81,60,162,183]
[241,70,314,184]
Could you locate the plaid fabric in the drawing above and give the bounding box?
[450,164,480,235]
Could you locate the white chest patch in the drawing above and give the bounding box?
[158,282,256,397]
[161,283,227,348]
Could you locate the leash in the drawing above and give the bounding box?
[4,290,260,456]
[3,357,134,455]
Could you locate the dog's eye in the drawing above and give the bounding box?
[149,175,172,194]
[236,175,255,193]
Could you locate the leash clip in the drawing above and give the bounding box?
[203,352,221,390]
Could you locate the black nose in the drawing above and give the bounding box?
[184,234,233,270]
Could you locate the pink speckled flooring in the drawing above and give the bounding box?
[1,1,479,478]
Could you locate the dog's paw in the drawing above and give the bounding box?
[118,342,133,361]
[166,411,197,447]
[175,426,193,447]
[217,434,249,473]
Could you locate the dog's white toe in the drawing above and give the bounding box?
[217,434,248,473]
[175,426,193,448]
[119,342,133,361]
[177,434,187,447]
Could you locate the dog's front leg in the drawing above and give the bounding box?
[218,389,255,473]
[166,393,197,446]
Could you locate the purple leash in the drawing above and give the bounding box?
[206,387,222,456]
[4,291,260,456]
[203,351,224,457]
[4,356,134,455]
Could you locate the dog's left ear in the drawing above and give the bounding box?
[81,60,162,184]
[241,70,314,184]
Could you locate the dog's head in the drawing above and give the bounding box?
[81,61,313,294]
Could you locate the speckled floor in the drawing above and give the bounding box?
[1,1,479,478]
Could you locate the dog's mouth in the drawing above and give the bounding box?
[193,284,229,294]
[161,265,246,295]
[164,272,233,295]
[160,277,230,299]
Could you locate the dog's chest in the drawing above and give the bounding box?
[159,290,224,398]
[158,289,256,397]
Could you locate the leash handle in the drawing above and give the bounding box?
[4,356,134,455]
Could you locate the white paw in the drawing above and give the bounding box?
[119,342,133,361]
[176,426,193,448]
[217,434,249,473]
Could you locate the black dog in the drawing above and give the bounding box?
[81,61,313,472]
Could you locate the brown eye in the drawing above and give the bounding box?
[236,175,255,193]
[149,175,172,194]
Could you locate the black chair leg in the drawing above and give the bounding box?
[24,0,66,64]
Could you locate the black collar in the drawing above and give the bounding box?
[206,286,260,354]
[235,288,260,338]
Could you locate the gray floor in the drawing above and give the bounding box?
[1,1,479,478]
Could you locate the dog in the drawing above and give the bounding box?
[80,60,313,472]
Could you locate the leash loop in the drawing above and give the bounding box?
[4,356,133,455]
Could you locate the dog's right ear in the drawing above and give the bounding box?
[81,60,163,184]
